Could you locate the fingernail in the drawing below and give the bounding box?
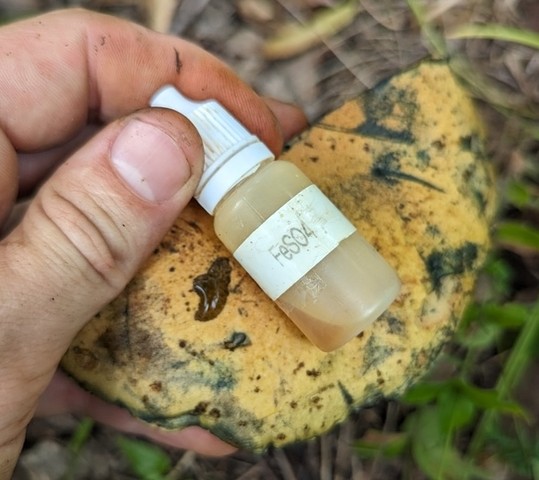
[111,119,191,203]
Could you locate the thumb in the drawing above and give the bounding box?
[0,108,202,396]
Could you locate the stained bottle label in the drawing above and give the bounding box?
[233,184,356,300]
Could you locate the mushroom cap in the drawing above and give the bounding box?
[61,60,497,452]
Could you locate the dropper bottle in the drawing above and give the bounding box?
[151,86,401,352]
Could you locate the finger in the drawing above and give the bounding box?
[17,125,101,198]
[16,98,307,197]
[37,372,237,456]
[2,107,203,369]
[0,107,203,464]
[6,99,307,236]
[0,128,18,226]
[263,97,309,143]
[0,8,283,156]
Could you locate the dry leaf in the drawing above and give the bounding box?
[263,0,360,60]
[236,0,276,23]
[143,0,179,33]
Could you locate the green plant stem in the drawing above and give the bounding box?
[448,24,539,49]
[468,301,539,455]
[63,418,95,480]
[406,0,447,58]
[461,343,480,378]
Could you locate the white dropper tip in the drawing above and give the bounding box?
[150,86,274,215]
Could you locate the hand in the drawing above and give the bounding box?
[0,9,307,477]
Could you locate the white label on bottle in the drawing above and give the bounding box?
[233,184,356,300]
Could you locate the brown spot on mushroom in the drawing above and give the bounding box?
[150,381,162,392]
[193,257,232,321]
[71,346,98,371]
[193,402,209,415]
[223,332,251,351]
[293,362,305,374]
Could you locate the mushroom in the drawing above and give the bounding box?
[61,60,497,452]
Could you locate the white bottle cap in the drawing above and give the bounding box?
[150,86,275,215]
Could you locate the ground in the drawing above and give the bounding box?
[2,0,538,479]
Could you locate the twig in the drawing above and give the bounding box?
[236,459,280,480]
[273,448,298,480]
[320,433,333,480]
[165,450,196,480]
[334,420,353,480]
[369,402,399,479]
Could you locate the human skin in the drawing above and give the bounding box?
[0,9,307,478]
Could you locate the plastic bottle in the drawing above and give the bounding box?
[151,86,401,351]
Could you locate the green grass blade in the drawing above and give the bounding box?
[487,419,539,477]
[116,436,171,480]
[68,417,94,454]
[355,432,409,459]
[401,381,447,405]
[438,389,476,434]
[506,180,537,209]
[406,0,447,57]
[482,256,514,299]
[496,221,539,251]
[409,408,490,480]
[465,302,529,329]
[492,302,539,404]
[63,418,95,480]
[469,301,539,455]
[459,382,528,418]
[448,24,539,50]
